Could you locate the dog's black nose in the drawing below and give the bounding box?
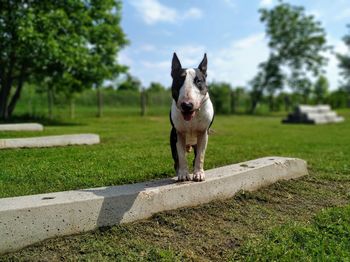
[181,102,193,112]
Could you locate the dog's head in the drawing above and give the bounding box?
[171,53,208,121]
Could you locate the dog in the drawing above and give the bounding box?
[170,53,214,182]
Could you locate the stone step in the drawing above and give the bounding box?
[0,123,44,132]
[0,157,308,254]
[0,134,100,149]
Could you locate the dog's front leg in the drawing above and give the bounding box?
[176,132,190,181]
[193,131,208,182]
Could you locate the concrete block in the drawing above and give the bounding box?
[0,134,100,149]
[0,156,308,254]
[0,123,43,132]
[283,104,344,124]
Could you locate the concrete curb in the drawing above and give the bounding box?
[0,134,100,149]
[0,123,44,132]
[0,156,308,254]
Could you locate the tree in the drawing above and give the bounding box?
[250,55,284,113]
[0,0,128,120]
[338,25,350,105]
[288,75,312,104]
[209,82,232,114]
[231,86,245,113]
[314,75,329,104]
[250,1,329,112]
[148,82,165,92]
[117,73,141,92]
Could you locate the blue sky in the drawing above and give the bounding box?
[119,0,350,90]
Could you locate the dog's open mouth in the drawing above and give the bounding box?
[182,111,195,121]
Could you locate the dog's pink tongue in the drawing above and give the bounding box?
[183,111,195,121]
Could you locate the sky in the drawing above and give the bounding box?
[118,0,350,90]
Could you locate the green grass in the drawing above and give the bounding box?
[1,108,350,260]
[235,204,350,261]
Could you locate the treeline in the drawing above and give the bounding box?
[210,81,349,114]
[15,77,349,119]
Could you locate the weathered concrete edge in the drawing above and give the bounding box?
[0,134,100,149]
[0,123,44,131]
[0,156,308,254]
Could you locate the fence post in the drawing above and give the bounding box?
[140,88,146,116]
[97,86,103,118]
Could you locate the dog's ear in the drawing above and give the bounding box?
[171,53,182,77]
[198,53,207,76]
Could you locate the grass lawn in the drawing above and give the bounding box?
[1,108,350,260]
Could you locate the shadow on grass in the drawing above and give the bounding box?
[0,114,86,126]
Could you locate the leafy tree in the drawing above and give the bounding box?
[231,86,245,113]
[0,0,127,120]
[289,75,312,104]
[338,25,350,104]
[313,75,329,104]
[250,1,329,112]
[250,55,284,113]
[328,89,348,109]
[148,82,165,92]
[118,73,141,92]
[209,82,232,114]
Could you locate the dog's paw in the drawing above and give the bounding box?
[177,169,191,182]
[193,170,205,182]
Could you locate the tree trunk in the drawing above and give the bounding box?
[0,84,10,120]
[250,91,261,114]
[47,86,54,120]
[140,88,146,116]
[69,96,75,119]
[7,66,26,118]
[96,86,103,118]
[284,95,291,112]
[0,69,14,120]
[0,44,17,120]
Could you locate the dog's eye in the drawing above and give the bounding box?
[194,77,202,86]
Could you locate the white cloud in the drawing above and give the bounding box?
[130,0,203,25]
[259,0,273,7]
[308,9,322,19]
[121,33,346,90]
[120,35,269,88]
[130,0,176,24]
[142,60,169,70]
[223,0,236,8]
[118,51,133,66]
[335,8,350,21]
[209,33,269,87]
[174,45,207,66]
[139,44,156,52]
[183,8,203,20]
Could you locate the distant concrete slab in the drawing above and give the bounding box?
[283,104,345,124]
[0,134,100,149]
[0,123,44,131]
[0,156,308,254]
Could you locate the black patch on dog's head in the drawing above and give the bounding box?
[195,53,208,95]
[198,53,207,76]
[171,53,186,102]
[194,68,208,95]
